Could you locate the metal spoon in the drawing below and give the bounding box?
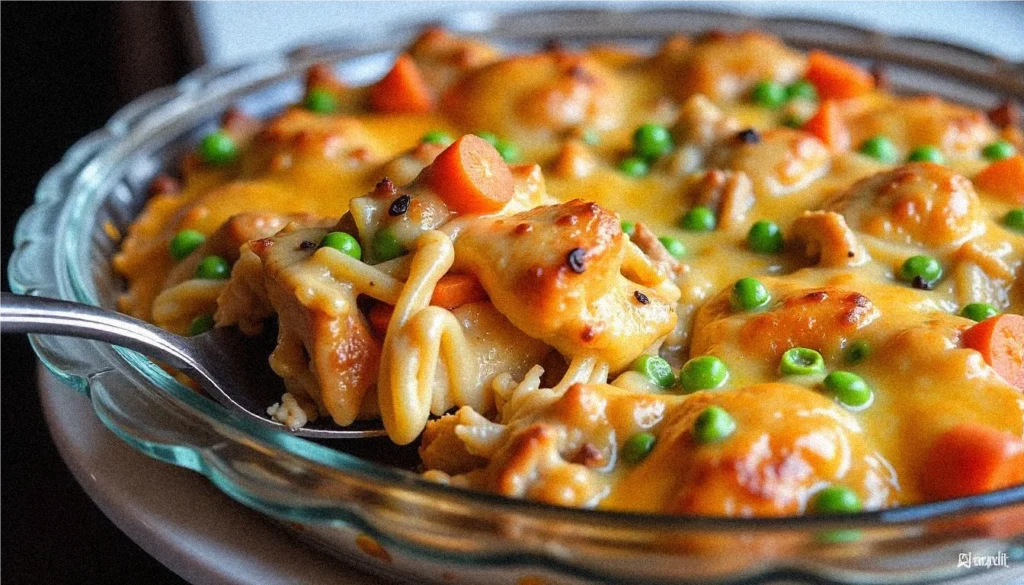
[0,292,385,439]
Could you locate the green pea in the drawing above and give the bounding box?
[692,406,736,444]
[632,123,674,160]
[1003,209,1024,232]
[198,130,238,166]
[960,302,999,322]
[907,145,944,164]
[679,205,716,232]
[747,220,784,254]
[731,277,771,311]
[631,355,675,388]
[494,139,521,163]
[188,314,215,336]
[858,135,898,164]
[844,340,871,365]
[823,371,873,408]
[899,255,943,288]
[421,130,453,145]
[303,88,338,114]
[658,236,686,259]
[678,356,729,393]
[751,80,787,109]
[581,128,600,146]
[619,156,649,177]
[809,485,862,514]
[779,347,825,376]
[982,140,1016,162]
[475,131,499,146]
[785,80,818,102]
[621,221,636,236]
[195,255,231,280]
[320,231,362,260]
[621,432,656,464]
[372,229,406,262]
[169,229,206,261]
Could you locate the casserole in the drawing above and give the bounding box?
[10,7,1024,583]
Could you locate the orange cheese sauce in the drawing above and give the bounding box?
[115,112,443,317]
[116,28,1024,515]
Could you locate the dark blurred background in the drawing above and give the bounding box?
[2,4,198,583]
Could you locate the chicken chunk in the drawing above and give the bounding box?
[461,422,608,507]
[650,383,896,516]
[671,94,742,150]
[151,212,328,334]
[665,31,805,102]
[378,141,445,186]
[163,212,320,288]
[550,139,599,179]
[630,222,682,276]
[682,169,755,230]
[788,210,868,268]
[247,110,384,173]
[254,225,382,426]
[691,279,880,369]
[441,52,624,143]
[407,27,501,94]
[846,95,996,157]
[453,200,680,370]
[425,383,654,507]
[214,245,274,335]
[711,128,831,198]
[825,162,986,252]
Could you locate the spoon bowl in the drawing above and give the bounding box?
[0,292,385,439]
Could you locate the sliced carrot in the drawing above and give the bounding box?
[963,314,1024,390]
[803,100,851,152]
[922,423,1024,500]
[366,273,489,336]
[423,134,514,214]
[805,50,874,101]
[369,54,433,114]
[974,155,1024,204]
[429,273,488,310]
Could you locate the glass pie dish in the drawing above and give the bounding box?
[9,7,1024,584]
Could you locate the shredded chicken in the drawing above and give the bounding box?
[673,95,740,148]
[551,139,598,179]
[789,210,869,268]
[630,222,682,277]
[684,169,754,230]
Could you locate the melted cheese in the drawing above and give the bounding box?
[115,28,1024,516]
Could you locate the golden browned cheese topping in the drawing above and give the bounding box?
[115,27,1024,516]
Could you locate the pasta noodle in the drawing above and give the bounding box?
[152,279,226,334]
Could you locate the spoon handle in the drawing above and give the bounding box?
[0,292,192,370]
[1,292,386,439]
